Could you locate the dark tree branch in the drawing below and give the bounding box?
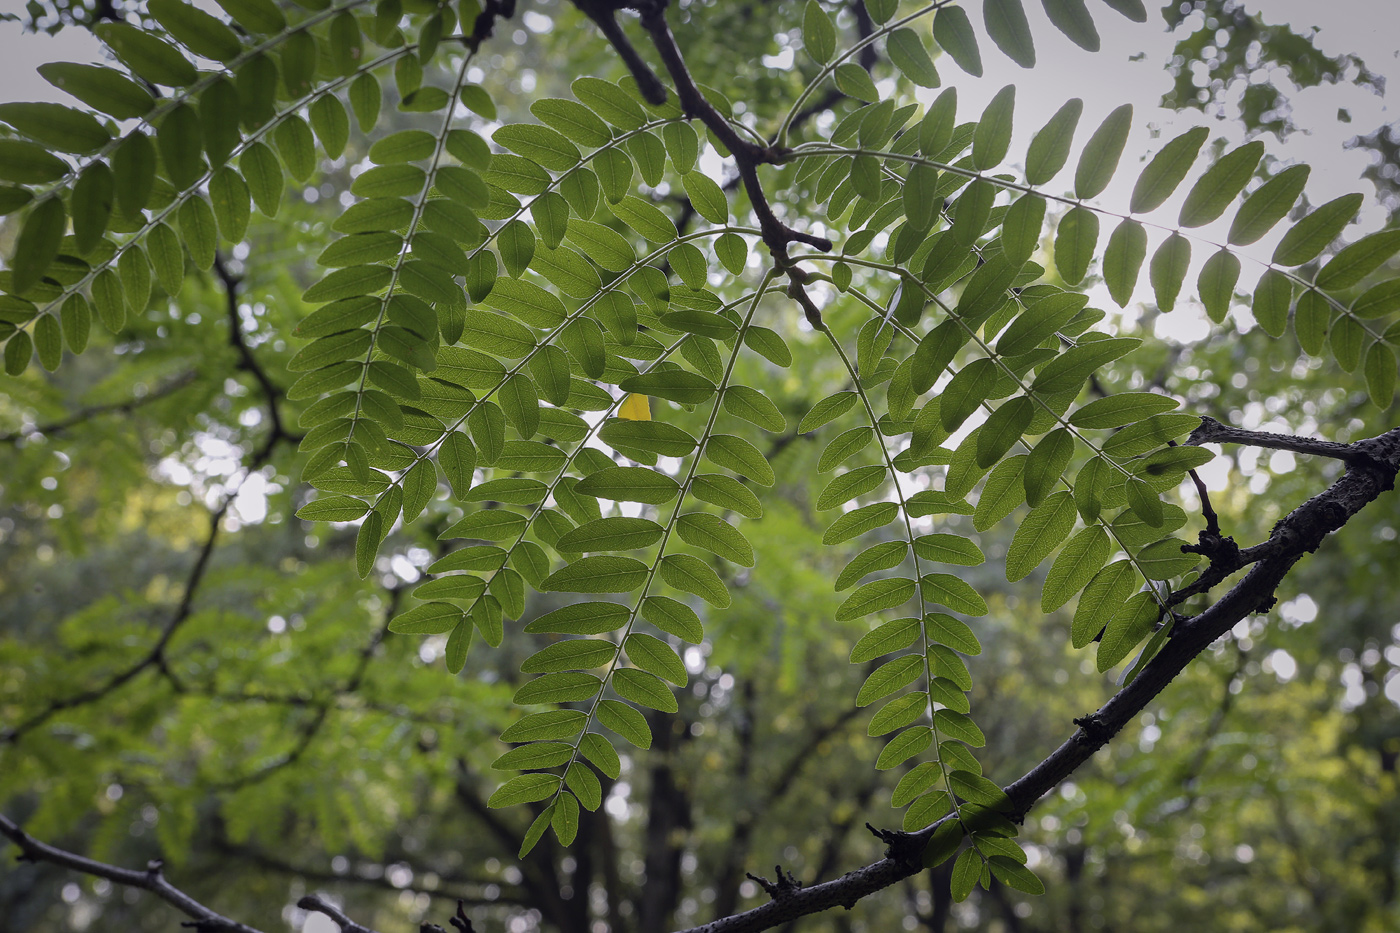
[297,894,385,933]
[0,813,265,933]
[0,369,199,443]
[672,425,1400,933]
[213,254,298,456]
[572,0,668,104]
[625,1,832,326]
[1187,415,1371,466]
[465,0,516,53]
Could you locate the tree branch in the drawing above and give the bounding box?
[673,425,1400,933]
[0,813,266,933]
[297,894,386,933]
[1187,415,1370,466]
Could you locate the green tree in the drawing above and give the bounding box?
[2,2,1398,932]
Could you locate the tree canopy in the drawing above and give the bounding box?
[2,1,1399,932]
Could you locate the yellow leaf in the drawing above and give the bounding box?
[619,393,652,421]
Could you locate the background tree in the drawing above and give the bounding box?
[1,1,1398,932]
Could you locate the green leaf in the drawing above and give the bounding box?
[625,633,687,686]
[659,553,730,607]
[838,577,916,623]
[801,391,859,432]
[619,369,716,404]
[887,28,939,88]
[1098,591,1160,671]
[1129,126,1208,214]
[722,385,786,432]
[542,556,650,593]
[920,573,988,616]
[983,0,1036,68]
[0,102,110,155]
[1149,233,1190,312]
[488,773,561,808]
[1005,491,1077,582]
[11,197,66,295]
[1075,104,1131,199]
[112,131,156,215]
[1072,559,1135,647]
[96,22,197,87]
[159,103,204,190]
[1331,314,1366,372]
[1024,98,1082,185]
[932,6,983,76]
[1044,0,1100,51]
[1253,269,1294,338]
[4,331,32,376]
[149,0,242,63]
[1365,342,1396,408]
[0,139,66,185]
[976,396,1033,468]
[1273,193,1365,266]
[834,63,881,103]
[1042,525,1112,612]
[1228,164,1310,245]
[1178,140,1264,228]
[640,596,704,643]
[1198,248,1241,323]
[913,534,984,566]
[876,726,932,770]
[1095,218,1147,307]
[988,857,1045,896]
[38,62,154,120]
[493,741,575,769]
[613,668,677,713]
[597,699,652,748]
[389,602,464,635]
[33,314,62,372]
[1032,337,1141,394]
[951,848,981,902]
[1022,429,1073,507]
[1317,229,1400,291]
[1054,207,1099,286]
[576,467,680,504]
[803,0,836,63]
[1068,392,1178,429]
[850,617,920,663]
[817,465,887,511]
[525,601,630,636]
[825,503,900,547]
[856,654,923,706]
[705,435,774,486]
[676,513,754,567]
[599,420,698,458]
[972,85,1015,170]
[500,709,587,743]
[522,638,619,674]
[691,473,762,520]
